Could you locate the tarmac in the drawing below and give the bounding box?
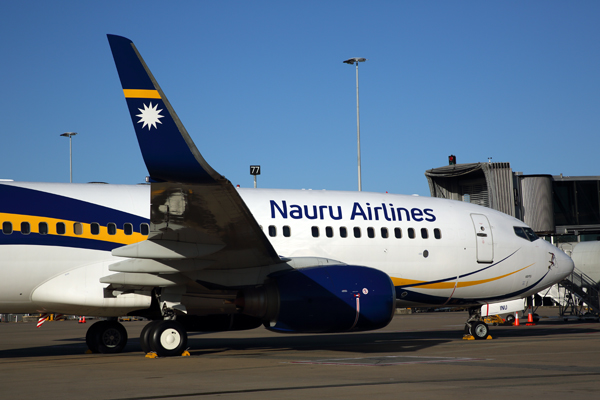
[1,309,599,399]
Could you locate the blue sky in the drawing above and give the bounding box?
[1,1,599,196]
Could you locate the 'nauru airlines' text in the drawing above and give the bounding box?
[270,200,436,222]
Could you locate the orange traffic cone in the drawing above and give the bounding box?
[81,316,86,323]
[514,312,520,326]
[526,312,536,326]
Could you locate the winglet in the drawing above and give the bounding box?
[107,34,221,183]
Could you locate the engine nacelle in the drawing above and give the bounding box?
[241,264,396,333]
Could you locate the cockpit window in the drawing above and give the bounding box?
[514,226,539,242]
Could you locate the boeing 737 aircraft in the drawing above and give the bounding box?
[0,35,574,356]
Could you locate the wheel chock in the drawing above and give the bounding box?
[85,349,93,354]
[145,351,159,359]
[181,350,191,357]
[462,335,493,340]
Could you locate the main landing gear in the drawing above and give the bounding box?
[85,320,128,354]
[464,306,490,340]
[140,320,188,357]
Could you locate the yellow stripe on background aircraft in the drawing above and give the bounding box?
[0,35,574,356]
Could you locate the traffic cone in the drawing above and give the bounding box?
[81,316,86,323]
[526,312,536,326]
[514,312,520,326]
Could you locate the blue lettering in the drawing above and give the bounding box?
[390,204,396,221]
[382,203,391,221]
[396,207,410,221]
[304,205,318,220]
[351,202,367,220]
[319,205,328,220]
[366,203,372,220]
[329,206,342,220]
[270,200,287,219]
[290,204,302,219]
[411,208,424,222]
[424,208,436,222]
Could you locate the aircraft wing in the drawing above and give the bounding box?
[107,35,280,272]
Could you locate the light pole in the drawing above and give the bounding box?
[60,132,78,183]
[343,57,367,191]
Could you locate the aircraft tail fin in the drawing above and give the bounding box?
[107,34,220,183]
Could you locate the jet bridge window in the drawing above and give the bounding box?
[21,222,30,235]
[408,228,415,239]
[107,223,117,235]
[56,222,66,235]
[91,223,100,235]
[394,228,402,239]
[283,226,291,237]
[268,225,276,237]
[140,223,150,236]
[2,222,12,235]
[124,223,133,235]
[39,222,48,235]
[340,227,347,238]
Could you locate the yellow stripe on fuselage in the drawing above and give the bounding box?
[391,263,535,290]
[0,213,146,245]
[123,89,161,99]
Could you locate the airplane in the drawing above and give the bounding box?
[0,34,574,357]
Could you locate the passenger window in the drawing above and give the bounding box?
[124,223,133,235]
[326,226,333,238]
[39,222,48,235]
[56,222,66,235]
[107,223,117,235]
[408,228,415,239]
[394,227,402,239]
[434,228,442,239]
[21,222,31,235]
[311,226,319,238]
[140,223,150,236]
[283,226,291,237]
[353,227,361,238]
[2,222,13,235]
[421,228,428,239]
[73,223,83,235]
[91,223,100,235]
[381,227,388,238]
[268,225,276,237]
[340,227,347,238]
[367,227,375,238]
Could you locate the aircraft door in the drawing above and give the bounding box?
[471,214,493,263]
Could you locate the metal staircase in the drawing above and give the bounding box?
[559,267,600,317]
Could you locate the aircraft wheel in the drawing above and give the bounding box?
[140,320,162,354]
[88,320,128,353]
[505,314,515,324]
[149,320,188,357]
[470,321,489,340]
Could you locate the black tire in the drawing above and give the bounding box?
[93,320,128,354]
[149,320,188,357]
[140,320,162,354]
[505,314,515,324]
[85,321,104,353]
[470,321,489,340]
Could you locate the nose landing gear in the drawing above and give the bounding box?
[464,307,491,340]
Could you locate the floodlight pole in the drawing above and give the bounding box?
[343,57,367,191]
[60,132,78,183]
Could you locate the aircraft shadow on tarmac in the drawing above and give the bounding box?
[0,320,598,359]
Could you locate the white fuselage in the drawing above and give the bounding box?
[0,181,574,315]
